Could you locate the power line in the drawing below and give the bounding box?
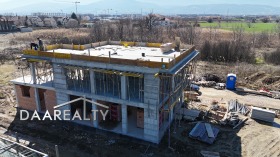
[54,0,80,14]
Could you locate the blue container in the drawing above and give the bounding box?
[226,73,236,90]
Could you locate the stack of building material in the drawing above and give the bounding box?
[184,91,199,101]
[160,43,172,53]
[189,122,219,144]
[250,107,275,123]
[228,99,250,115]
[181,108,201,121]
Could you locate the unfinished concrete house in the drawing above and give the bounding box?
[11,40,199,143]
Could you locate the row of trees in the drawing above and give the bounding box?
[43,14,280,65]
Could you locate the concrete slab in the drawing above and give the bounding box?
[47,45,182,63]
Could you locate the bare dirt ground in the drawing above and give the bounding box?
[0,31,280,157]
[186,87,280,157]
[198,87,280,110]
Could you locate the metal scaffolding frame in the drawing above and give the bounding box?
[0,136,48,157]
[127,76,144,102]
[157,58,198,149]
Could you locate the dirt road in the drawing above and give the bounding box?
[198,87,280,110]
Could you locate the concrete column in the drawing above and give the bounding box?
[34,87,41,112]
[91,99,99,128]
[121,76,128,134]
[172,75,175,91]
[30,62,36,84]
[56,92,70,120]
[90,69,96,94]
[121,76,127,100]
[180,91,184,105]
[170,105,174,121]
[121,104,127,134]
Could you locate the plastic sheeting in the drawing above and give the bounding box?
[189,122,219,144]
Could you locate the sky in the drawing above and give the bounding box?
[138,0,280,7]
[1,0,280,14]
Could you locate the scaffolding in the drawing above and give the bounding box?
[64,66,91,93]
[127,76,144,102]
[35,61,53,85]
[0,136,48,157]
[157,58,197,148]
[17,59,53,85]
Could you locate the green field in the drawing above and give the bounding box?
[199,22,278,32]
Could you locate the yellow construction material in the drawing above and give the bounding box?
[23,50,38,56]
[147,42,161,47]
[54,53,71,59]
[121,41,135,47]
[45,44,61,51]
[80,45,85,50]
[93,69,121,75]
[93,69,142,77]
[154,73,159,78]
[73,45,80,50]
[121,72,143,78]
[27,58,44,62]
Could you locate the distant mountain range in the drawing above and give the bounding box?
[2,1,280,15]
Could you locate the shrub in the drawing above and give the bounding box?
[199,40,254,63]
[264,49,280,65]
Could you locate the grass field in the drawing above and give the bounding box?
[199,22,278,32]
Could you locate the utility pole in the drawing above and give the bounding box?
[74,1,80,15]
[54,1,80,15]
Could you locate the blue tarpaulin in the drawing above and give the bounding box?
[190,84,200,91]
[189,122,219,144]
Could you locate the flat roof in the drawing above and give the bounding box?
[47,45,182,63]
[11,75,54,90]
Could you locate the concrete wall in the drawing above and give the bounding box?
[49,58,159,74]
[143,73,160,143]
[144,107,159,143]
[53,63,70,118]
[144,74,159,105]
[15,85,37,111]
[53,63,67,90]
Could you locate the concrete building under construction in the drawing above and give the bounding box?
[11,40,199,143]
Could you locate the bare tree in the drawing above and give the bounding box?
[145,13,158,31]
[116,20,124,40]
[232,25,244,44]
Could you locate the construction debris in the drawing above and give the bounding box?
[220,112,242,127]
[214,83,226,90]
[218,100,250,128]
[250,107,275,123]
[205,123,215,138]
[192,81,216,87]
[228,100,250,115]
[236,87,280,99]
[233,118,249,129]
[184,91,200,101]
[181,109,201,121]
[189,122,219,144]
